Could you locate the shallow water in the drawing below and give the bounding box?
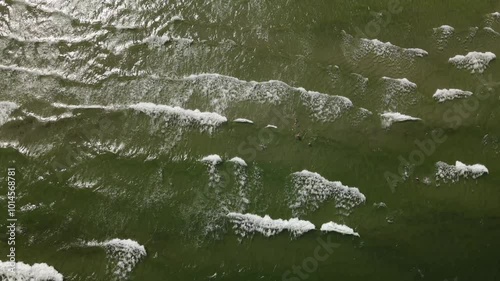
[0,0,499,280]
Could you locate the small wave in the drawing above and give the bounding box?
[433,89,473,102]
[24,111,74,123]
[228,157,247,167]
[380,112,421,128]
[233,118,254,124]
[483,27,500,36]
[4,30,108,45]
[381,77,418,111]
[433,25,455,50]
[53,102,227,132]
[184,73,354,122]
[448,52,496,73]
[0,261,63,281]
[320,221,360,237]
[227,212,315,238]
[288,170,366,216]
[129,102,228,128]
[436,161,489,183]
[0,101,19,126]
[86,238,146,280]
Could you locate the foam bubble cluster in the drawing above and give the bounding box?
[227,212,315,238]
[288,170,366,216]
[436,161,489,183]
[448,52,496,73]
[87,238,147,280]
[0,261,63,281]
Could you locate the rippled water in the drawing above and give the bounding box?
[0,0,499,280]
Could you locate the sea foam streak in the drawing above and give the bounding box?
[436,161,489,183]
[433,89,473,102]
[448,52,496,73]
[129,103,228,127]
[233,118,254,124]
[0,261,63,281]
[320,222,360,237]
[52,102,227,131]
[86,239,146,280]
[380,112,421,128]
[227,212,315,238]
[289,170,366,216]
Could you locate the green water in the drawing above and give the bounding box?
[0,0,500,280]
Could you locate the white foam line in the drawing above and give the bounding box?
[25,111,74,123]
[227,212,315,238]
[380,112,421,128]
[0,64,79,82]
[129,103,227,125]
[320,221,360,237]
[5,30,108,44]
[433,89,473,102]
[360,38,429,57]
[382,77,417,88]
[234,118,254,124]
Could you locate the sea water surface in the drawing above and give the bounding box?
[0,0,500,280]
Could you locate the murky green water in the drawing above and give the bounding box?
[0,0,499,280]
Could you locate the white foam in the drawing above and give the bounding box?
[86,239,146,280]
[381,77,418,111]
[129,103,228,127]
[483,27,500,36]
[0,102,19,126]
[6,30,108,45]
[433,89,473,102]
[201,154,223,165]
[228,157,247,167]
[25,111,74,123]
[491,12,500,18]
[20,203,42,212]
[360,38,428,57]
[52,102,227,131]
[289,170,366,216]
[0,261,63,281]
[434,25,455,34]
[380,112,421,128]
[299,90,354,122]
[183,73,354,122]
[382,77,417,88]
[233,118,254,124]
[449,52,496,73]
[265,124,278,129]
[52,102,116,110]
[436,161,489,183]
[227,212,315,238]
[320,222,360,237]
